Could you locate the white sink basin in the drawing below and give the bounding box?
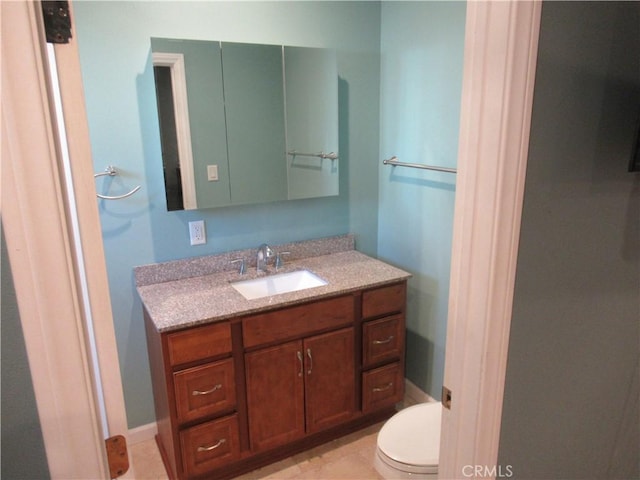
[231,269,328,300]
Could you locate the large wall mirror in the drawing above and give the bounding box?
[151,38,339,211]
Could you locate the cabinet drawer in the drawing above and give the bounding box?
[362,283,405,319]
[362,362,404,413]
[167,322,232,367]
[362,315,404,368]
[174,358,236,423]
[243,295,354,348]
[180,414,240,478]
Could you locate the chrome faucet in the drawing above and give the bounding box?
[256,243,274,272]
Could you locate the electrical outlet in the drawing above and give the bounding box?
[189,220,206,245]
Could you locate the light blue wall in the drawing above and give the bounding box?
[75,0,466,428]
[74,1,381,428]
[378,2,466,399]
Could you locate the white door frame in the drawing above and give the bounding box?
[3,1,541,479]
[2,2,132,478]
[440,1,542,478]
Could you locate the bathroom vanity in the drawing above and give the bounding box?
[137,236,410,480]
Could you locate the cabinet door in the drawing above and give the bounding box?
[222,42,287,205]
[284,46,339,200]
[245,340,305,452]
[304,327,355,433]
[151,38,232,210]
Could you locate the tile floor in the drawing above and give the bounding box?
[130,394,422,480]
[130,421,385,480]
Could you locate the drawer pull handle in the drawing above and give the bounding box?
[192,384,222,396]
[297,351,303,377]
[373,335,394,345]
[306,348,313,375]
[197,438,226,452]
[372,382,393,392]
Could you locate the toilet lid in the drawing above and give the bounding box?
[377,402,442,468]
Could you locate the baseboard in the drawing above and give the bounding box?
[405,378,437,403]
[128,422,158,445]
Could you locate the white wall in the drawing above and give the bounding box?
[498,2,640,477]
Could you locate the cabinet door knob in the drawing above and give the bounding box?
[196,438,226,452]
[373,335,394,345]
[191,384,222,396]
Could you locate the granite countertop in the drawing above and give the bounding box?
[138,249,411,332]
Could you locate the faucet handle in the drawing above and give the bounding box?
[230,258,246,275]
[275,251,290,270]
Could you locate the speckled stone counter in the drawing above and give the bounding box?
[135,235,411,332]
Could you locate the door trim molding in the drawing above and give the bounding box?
[3,1,133,478]
[2,2,109,477]
[440,1,542,477]
[52,3,132,462]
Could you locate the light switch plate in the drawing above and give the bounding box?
[207,165,219,181]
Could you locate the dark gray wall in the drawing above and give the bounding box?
[498,2,640,479]
[1,227,50,479]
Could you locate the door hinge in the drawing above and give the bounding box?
[442,385,452,410]
[41,1,72,44]
[105,435,129,478]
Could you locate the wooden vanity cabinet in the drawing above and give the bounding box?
[145,281,407,480]
[361,283,406,412]
[144,315,241,480]
[303,327,356,433]
[179,414,241,477]
[243,295,356,452]
[244,340,305,450]
[245,327,355,452]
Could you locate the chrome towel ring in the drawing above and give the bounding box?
[93,166,141,200]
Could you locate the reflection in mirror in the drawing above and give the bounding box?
[152,38,229,211]
[154,64,184,210]
[285,47,339,199]
[151,39,339,211]
[222,42,287,205]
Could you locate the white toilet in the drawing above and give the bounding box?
[374,402,442,479]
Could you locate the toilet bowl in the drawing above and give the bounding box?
[374,402,442,479]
